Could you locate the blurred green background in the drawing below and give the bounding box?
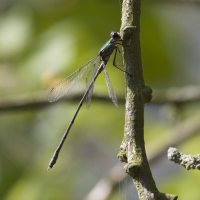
[1,0,200,199]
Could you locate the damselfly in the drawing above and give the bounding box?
[47,31,130,170]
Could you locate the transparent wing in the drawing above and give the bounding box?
[48,56,98,102]
[103,66,118,107]
[85,83,94,110]
[85,56,100,90]
[85,56,101,110]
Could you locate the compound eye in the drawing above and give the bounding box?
[111,31,116,38]
[111,31,121,40]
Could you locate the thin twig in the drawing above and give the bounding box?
[168,147,200,170]
[118,0,178,199]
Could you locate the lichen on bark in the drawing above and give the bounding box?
[118,0,178,199]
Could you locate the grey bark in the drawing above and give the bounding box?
[118,0,178,199]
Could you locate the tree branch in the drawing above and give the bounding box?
[0,91,125,112]
[168,148,200,170]
[83,112,200,200]
[1,85,200,112]
[118,0,177,199]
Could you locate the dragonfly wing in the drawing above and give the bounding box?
[85,82,94,110]
[103,66,118,107]
[85,56,100,89]
[48,56,98,102]
[85,56,101,110]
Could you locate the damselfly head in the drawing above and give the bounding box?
[111,31,121,41]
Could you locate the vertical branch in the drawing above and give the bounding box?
[118,1,178,199]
